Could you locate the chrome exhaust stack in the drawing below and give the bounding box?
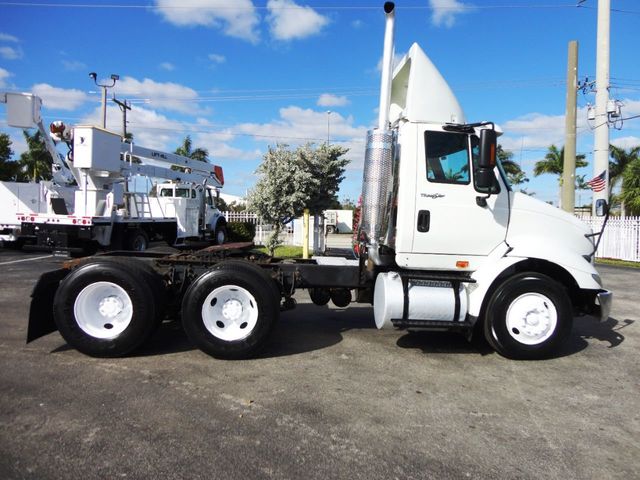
[359,2,398,265]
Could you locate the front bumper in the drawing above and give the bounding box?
[595,290,613,322]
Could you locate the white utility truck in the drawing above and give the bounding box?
[0,180,75,245]
[0,92,227,254]
[25,2,611,360]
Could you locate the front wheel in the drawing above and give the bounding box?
[214,225,227,245]
[483,272,573,360]
[181,261,279,359]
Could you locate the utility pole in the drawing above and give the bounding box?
[592,0,610,214]
[561,40,578,213]
[326,110,331,145]
[112,96,131,138]
[89,72,119,129]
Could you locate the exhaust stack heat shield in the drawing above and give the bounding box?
[360,129,395,249]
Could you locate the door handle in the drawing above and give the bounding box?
[417,210,430,232]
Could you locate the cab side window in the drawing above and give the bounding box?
[425,131,470,185]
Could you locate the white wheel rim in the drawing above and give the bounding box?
[201,285,258,341]
[73,281,133,339]
[505,293,558,345]
[216,229,225,244]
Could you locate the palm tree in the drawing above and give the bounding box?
[619,158,640,215]
[534,144,587,204]
[497,144,529,186]
[174,135,209,162]
[609,145,640,215]
[18,130,53,182]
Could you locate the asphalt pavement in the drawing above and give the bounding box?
[0,248,638,479]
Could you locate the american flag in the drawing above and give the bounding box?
[587,171,607,192]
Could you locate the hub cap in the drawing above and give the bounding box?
[201,285,258,341]
[505,293,558,345]
[74,282,133,339]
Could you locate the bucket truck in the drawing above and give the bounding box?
[1,92,227,254]
[25,2,611,361]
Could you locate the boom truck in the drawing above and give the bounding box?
[23,2,611,360]
[0,92,228,254]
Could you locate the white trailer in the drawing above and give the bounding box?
[1,93,227,254]
[26,2,612,362]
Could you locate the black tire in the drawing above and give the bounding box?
[126,229,149,252]
[53,261,159,357]
[214,225,227,245]
[326,225,336,235]
[483,272,573,360]
[309,288,330,306]
[181,261,280,359]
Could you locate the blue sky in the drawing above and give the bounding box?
[1,0,639,206]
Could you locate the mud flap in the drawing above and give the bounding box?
[27,268,69,343]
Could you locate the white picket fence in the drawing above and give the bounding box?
[578,216,640,262]
[220,211,293,246]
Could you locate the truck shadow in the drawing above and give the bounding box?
[395,316,633,358]
[131,304,377,359]
[559,315,632,357]
[258,304,376,359]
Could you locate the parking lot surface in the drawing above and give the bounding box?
[0,248,638,479]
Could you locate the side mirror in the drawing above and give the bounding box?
[478,128,497,169]
[595,199,608,217]
[476,128,497,191]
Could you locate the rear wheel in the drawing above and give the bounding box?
[483,272,573,360]
[53,261,158,357]
[126,229,149,251]
[181,261,279,359]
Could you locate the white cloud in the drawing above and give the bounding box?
[235,105,368,167]
[159,62,175,71]
[114,77,203,114]
[0,46,23,60]
[376,50,406,72]
[81,104,185,151]
[31,84,89,111]
[611,136,640,150]
[154,0,260,43]
[208,53,226,64]
[266,0,329,41]
[0,33,19,42]
[429,0,472,28]
[351,19,363,29]
[62,60,87,72]
[0,67,11,88]
[317,94,349,107]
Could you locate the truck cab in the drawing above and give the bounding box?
[153,182,226,245]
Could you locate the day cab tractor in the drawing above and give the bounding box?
[24,2,611,361]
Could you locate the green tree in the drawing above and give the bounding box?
[619,158,640,215]
[0,133,20,181]
[609,145,640,215]
[534,144,587,203]
[496,144,531,192]
[18,130,53,182]
[248,143,349,255]
[174,135,209,162]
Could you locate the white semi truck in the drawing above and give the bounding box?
[0,93,228,254]
[25,2,611,360]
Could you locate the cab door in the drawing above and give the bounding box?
[410,128,509,257]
